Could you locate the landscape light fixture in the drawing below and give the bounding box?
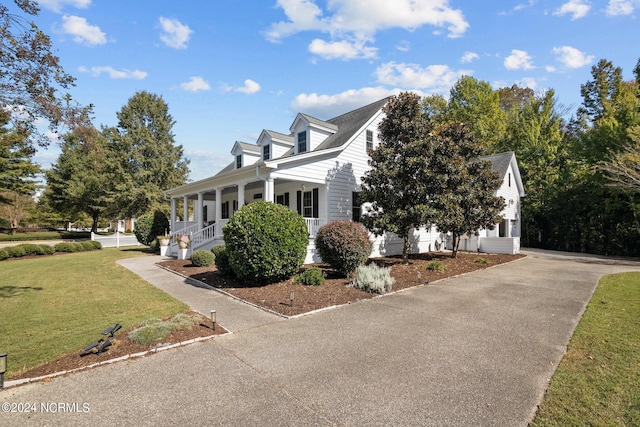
[210,310,216,330]
[290,290,295,307]
[0,353,7,388]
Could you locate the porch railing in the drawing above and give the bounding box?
[171,223,199,240]
[305,218,325,238]
[190,223,216,248]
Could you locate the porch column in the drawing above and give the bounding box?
[197,192,204,229]
[264,178,274,202]
[237,183,245,207]
[170,197,176,233]
[215,188,222,238]
[183,196,189,222]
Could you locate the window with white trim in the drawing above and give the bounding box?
[263,144,270,160]
[302,190,313,217]
[235,154,242,169]
[366,130,374,151]
[297,131,307,153]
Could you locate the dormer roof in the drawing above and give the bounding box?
[231,140,260,155]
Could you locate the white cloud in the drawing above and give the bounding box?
[222,79,261,95]
[374,61,470,92]
[552,46,594,69]
[396,40,411,52]
[308,38,377,60]
[159,17,192,49]
[180,77,211,93]
[61,15,106,46]
[606,0,640,15]
[461,51,479,63]
[291,87,406,118]
[517,77,538,90]
[39,0,91,13]
[553,0,591,20]
[266,0,469,49]
[78,66,147,79]
[504,49,534,70]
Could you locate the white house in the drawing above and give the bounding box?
[163,98,525,262]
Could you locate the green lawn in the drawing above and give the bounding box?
[0,248,188,378]
[532,271,640,426]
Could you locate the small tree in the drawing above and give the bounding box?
[134,210,170,246]
[360,92,439,264]
[223,201,308,284]
[315,220,372,277]
[430,122,505,257]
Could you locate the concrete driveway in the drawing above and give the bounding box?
[2,249,639,426]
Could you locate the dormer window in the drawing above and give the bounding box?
[263,144,270,160]
[366,130,374,151]
[297,131,307,153]
[236,154,242,169]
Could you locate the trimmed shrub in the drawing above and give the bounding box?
[474,257,490,265]
[315,220,373,277]
[351,263,395,294]
[54,242,76,253]
[0,248,9,260]
[191,250,215,267]
[81,241,95,251]
[128,314,198,345]
[19,243,44,256]
[426,260,446,272]
[6,245,26,258]
[39,244,55,255]
[211,246,234,277]
[134,210,170,246]
[223,201,308,284]
[89,240,102,250]
[294,267,326,286]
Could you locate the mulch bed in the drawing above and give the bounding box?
[10,251,523,383]
[160,251,525,317]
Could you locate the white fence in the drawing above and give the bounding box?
[91,232,141,248]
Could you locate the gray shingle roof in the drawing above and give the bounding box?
[481,151,515,178]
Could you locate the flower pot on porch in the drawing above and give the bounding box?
[178,248,188,260]
[178,241,188,249]
[158,238,170,256]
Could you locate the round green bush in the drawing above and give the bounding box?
[134,210,170,246]
[190,250,215,267]
[315,220,373,277]
[294,267,326,286]
[54,242,76,253]
[81,241,95,251]
[211,246,234,277]
[19,243,44,256]
[0,248,9,260]
[6,245,26,258]
[89,240,102,250]
[39,244,55,255]
[223,201,308,284]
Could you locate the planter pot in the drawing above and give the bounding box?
[159,238,170,247]
[178,248,188,260]
[160,245,169,256]
[178,241,188,249]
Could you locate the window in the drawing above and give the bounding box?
[276,192,289,207]
[232,200,238,213]
[235,154,242,169]
[366,130,374,151]
[221,201,230,219]
[263,144,270,161]
[253,193,262,200]
[508,172,511,187]
[302,191,313,217]
[351,192,361,222]
[297,131,307,153]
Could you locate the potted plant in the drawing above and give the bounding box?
[177,235,190,259]
[158,235,170,256]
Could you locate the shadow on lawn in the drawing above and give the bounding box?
[0,285,43,298]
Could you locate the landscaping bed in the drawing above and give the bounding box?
[160,251,525,316]
[10,311,226,382]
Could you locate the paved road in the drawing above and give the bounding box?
[1,249,639,426]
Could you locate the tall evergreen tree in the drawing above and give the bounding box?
[0,110,40,204]
[106,91,189,217]
[43,126,122,232]
[360,92,438,264]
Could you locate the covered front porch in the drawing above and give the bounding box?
[165,172,328,262]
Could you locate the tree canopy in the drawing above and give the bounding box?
[0,0,88,147]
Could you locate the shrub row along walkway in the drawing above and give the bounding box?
[2,250,640,426]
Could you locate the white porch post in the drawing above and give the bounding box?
[183,196,189,222]
[197,192,204,229]
[237,183,245,207]
[215,188,222,238]
[264,178,274,202]
[170,197,176,233]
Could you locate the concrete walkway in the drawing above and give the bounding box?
[2,250,640,426]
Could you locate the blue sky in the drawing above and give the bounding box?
[20,0,640,181]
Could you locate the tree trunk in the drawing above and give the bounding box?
[91,212,99,233]
[402,234,411,264]
[451,232,460,258]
